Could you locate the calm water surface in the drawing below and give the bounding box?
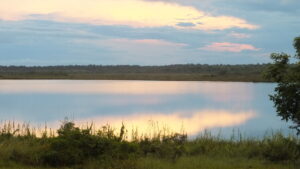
[0,80,293,137]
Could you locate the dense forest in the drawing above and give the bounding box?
[0,64,271,82]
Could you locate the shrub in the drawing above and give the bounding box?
[262,133,300,161]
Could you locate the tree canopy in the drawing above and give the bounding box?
[266,37,300,133]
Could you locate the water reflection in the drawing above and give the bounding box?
[0,80,252,103]
[0,80,292,137]
[74,110,257,137]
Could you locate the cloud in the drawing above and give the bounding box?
[0,0,258,31]
[72,38,188,54]
[176,22,196,27]
[201,42,260,52]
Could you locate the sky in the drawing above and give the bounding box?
[0,0,299,65]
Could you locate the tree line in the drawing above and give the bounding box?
[0,64,269,75]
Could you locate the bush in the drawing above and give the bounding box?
[41,121,139,166]
[42,121,105,166]
[139,133,187,160]
[262,133,300,161]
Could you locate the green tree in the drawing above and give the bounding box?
[266,37,300,133]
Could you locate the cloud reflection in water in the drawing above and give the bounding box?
[0,80,253,103]
[0,80,259,137]
[74,110,257,137]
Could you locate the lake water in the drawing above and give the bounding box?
[0,80,294,138]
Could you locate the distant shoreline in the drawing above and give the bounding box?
[0,64,270,82]
[0,73,268,82]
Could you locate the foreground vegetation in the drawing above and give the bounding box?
[0,64,269,82]
[0,121,299,169]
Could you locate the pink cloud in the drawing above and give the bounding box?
[73,38,187,48]
[201,42,260,52]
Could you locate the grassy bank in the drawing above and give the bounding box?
[0,121,299,169]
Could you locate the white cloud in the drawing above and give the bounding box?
[0,0,258,31]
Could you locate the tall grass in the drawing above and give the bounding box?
[0,120,299,169]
